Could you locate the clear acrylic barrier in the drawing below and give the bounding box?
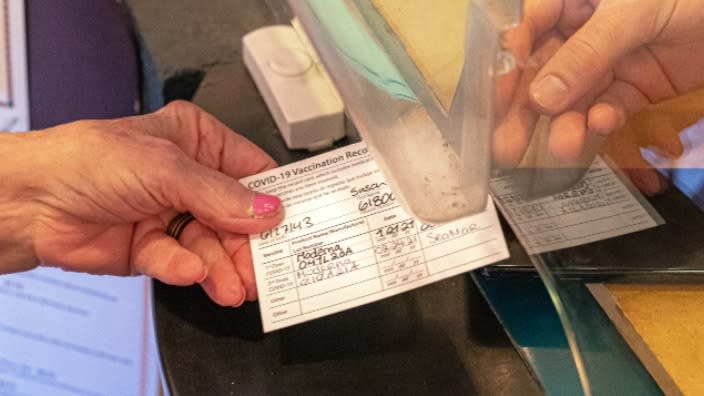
[287,0,521,223]
[286,1,704,394]
[486,97,704,395]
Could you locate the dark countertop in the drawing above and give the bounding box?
[152,270,543,396]
[126,0,543,394]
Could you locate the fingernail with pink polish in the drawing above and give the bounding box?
[249,193,282,218]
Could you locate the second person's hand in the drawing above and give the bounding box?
[494,0,704,174]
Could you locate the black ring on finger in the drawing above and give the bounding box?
[166,212,195,240]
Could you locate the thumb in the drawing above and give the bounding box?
[528,1,656,114]
[152,150,284,235]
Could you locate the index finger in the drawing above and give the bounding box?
[506,0,595,61]
[116,100,278,179]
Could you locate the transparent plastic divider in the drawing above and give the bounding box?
[283,1,704,395]
[525,176,704,395]
[287,0,523,222]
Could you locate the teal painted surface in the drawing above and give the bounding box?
[307,0,417,101]
[474,273,582,395]
[551,279,662,396]
[474,271,663,396]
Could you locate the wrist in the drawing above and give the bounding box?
[0,131,46,273]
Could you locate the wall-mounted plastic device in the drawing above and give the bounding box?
[243,23,346,152]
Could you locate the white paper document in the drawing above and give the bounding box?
[0,268,161,396]
[243,143,509,332]
[489,157,663,255]
[0,0,30,132]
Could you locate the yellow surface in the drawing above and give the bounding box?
[604,88,704,169]
[607,284,704,396]
[371,0,468,110]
